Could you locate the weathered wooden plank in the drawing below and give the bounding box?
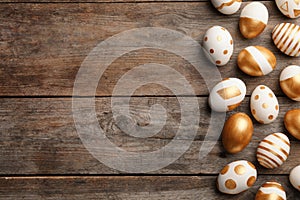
[0,2,298,96]
[0,176,299,199]
[0,97,299,174]
[1,0,206,2]
[0,0,277,3]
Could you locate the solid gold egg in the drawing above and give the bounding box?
[284,109,300,140]
[222,112,253,154]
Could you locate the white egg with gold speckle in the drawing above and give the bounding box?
[255,181,286,200]
[217,160,257,194]
[211,0,242,15]
[250,85,279,124]
[209,78,246,112]
[257,133,290,169]
[203,26,233,66]
[290,165,300,191]
[276,0,300,18]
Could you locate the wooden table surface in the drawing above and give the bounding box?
[0,0,300,199]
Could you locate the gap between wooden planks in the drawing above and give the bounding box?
[0,2,299,96]
[0,97,299,174]
[0,176,299,199]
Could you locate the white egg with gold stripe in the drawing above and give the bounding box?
[257,133,290,169]
[250,85,279,124]
[275,0,300,18]
[238,46,276,76]
[217,160,257,195]
[272,23,300,57]
[209,78,246,112]
[255,181,286,200]
[211,0,242,15]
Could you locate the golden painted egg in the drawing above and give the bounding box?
[280,65,300,101]
[239,2,269,39]
[203,26,234,66]
[222,113,253,154]
[275,0,300,18]
[208,78,246,112]
[238,46,276,76]
[217,160,257,194]
[257,133,290,169]
[211,0,242,15]
[255,181,286,200]
[284,109,300,140]
[250,85,279,124]
[272,23,300,57]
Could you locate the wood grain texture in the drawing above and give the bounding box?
[1,0,206,2]
[1,1,300,199]
[0,97,299,174]
[0,176,299,200]
[0,2,299,96]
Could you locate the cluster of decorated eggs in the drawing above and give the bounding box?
[206,0,300,198]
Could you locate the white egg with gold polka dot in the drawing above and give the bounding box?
[217,160,257,194]
[209,78,246,112]
[211,0,242,15]
[257,133,290,169]
[290,165,300,191]
[203,26,233,66]
[250,85,279,124]
[276,0,300,18]
[255,181,286,200]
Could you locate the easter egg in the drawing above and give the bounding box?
[217,160,257,194]
[237,46,276,76]
[203,26,234,66]
[290,165,300,191]
[284,109,300,140]
[250,85,279,124]
[255,181,286,200]
[272,23,300,57]
[222,113,253,154]
[239,2,268,39]
[280,65,300,101]
[257,133,290,169]
[209,78,246,112]
[275,0,300,18]
[211,0,242,15]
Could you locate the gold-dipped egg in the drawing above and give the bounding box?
[238,46,276,76]
[280,65,300,101]
[284,109,300,140]
[239,2,268,39]
[222,112,253,154]
[255,181,286,200]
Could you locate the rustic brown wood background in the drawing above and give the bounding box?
[0,0,300,199]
